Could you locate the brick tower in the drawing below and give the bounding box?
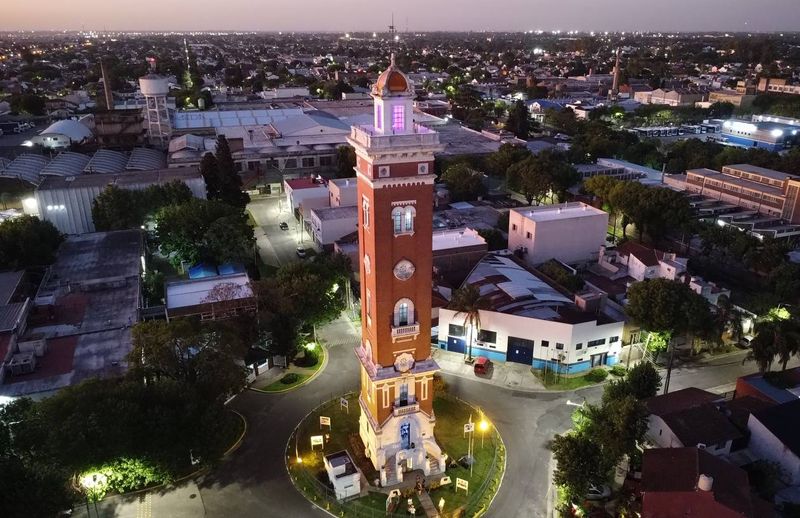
[347,55,446,486]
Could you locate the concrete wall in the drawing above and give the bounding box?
[748,415,800,484]
[509,209,608,266]
[311,212,358,246]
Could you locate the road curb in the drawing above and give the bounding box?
[249,344,329,394]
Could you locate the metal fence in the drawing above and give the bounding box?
[286,391,505,518]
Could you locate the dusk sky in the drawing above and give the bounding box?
[4,0,800,33]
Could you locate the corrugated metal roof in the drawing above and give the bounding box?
[40,151,91,177]
[83,149,127,174]
[126,148,166,171]
[0,154,50,185]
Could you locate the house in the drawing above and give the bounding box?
[735,367,800,404]
[597,242,687,283]
[310,205,359,249]
[747,400,800,484]
[328,178,357,207]
[437,253,624,372]
[644,388,741,456]
[284,176,330,219]
[508,203,608,267]
[324,450,363,501]
[432,228,488,285]
[641,447,772,518]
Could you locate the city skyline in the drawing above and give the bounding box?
[4,0,800,33]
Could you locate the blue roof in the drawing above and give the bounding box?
[218,262,246,276]
[188,263,218,279]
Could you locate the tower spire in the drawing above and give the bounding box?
[390,52,396,68]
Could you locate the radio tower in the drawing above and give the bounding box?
[389,13,397,41]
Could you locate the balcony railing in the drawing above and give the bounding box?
[393,401,420,417]
[349,125,440,151]
[391,322,420,342]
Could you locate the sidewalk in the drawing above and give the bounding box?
[71,480,205,518]
[431,348,545,391]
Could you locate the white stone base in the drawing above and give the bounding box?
[359,407,446,487]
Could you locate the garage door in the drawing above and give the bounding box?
[506,336,535,365]
[447,336,466,354]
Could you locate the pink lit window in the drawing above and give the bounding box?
[392,105,405,132]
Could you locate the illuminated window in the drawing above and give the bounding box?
[394,298,414,326]
[404,208,413,232]
[392,105,405,132]
[391,206,416,235]
[393,210,403,233]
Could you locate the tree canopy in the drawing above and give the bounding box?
[155,198,255,267]
[0,215,63,270]
[199,136,250,208]
[440,163,486,202]
[506,150,580,204]
[92,181,193,231]
[626,278,713,336]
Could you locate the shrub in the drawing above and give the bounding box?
[432,373,447,393]
[280,373,301,385]
[294,347,319,368]
[585,368,609,383]
[610,365,627,377]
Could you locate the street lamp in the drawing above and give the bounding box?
[478,418,490,448]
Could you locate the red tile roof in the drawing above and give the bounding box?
[642,447,764,518]
[645,387,720,417]
[285,177,326,190]
[617,241,664,267]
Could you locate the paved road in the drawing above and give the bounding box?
[248,196,313,267]
[81,316,796,517]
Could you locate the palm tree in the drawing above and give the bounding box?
[746,318,800,373]
[448,284,489,362]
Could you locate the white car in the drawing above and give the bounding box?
[585,484,611,501]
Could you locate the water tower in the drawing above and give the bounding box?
[139,58,172,149]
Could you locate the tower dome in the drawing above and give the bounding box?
[372,54,414,97]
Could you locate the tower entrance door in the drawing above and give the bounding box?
[400,422,411,450]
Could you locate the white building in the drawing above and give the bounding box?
[644,388,739,457]
[328,178,357,207]
[284,176,330,218]
[509,203,608,267]
[324,450,363,500]
[310,205,359,248]
[747,400,800,484]
[437,254,624,373]
[29,119,93,149]
[597,241,687,283]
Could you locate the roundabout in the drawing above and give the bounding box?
[285,390,505,517]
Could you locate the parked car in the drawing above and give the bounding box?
[585,484,611,501]
[279,221,289,230]
[296,246,307,258]
[473,356,492,376]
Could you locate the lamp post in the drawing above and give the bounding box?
[479,418,490,449]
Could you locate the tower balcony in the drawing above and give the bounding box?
[348,124,440,152]
[392,400,420,417]
[391,322,420,342]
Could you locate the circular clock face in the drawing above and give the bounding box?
[394,352,415,373]
[394,259,416,281]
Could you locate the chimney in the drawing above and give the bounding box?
[100,59,114,112]
[697,474,714,492]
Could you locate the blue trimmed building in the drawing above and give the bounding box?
[437,254,625,374]
[720,120,798,152]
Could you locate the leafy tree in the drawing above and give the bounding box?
[626,279,713,392]
[130,319,247,400]
[768,262,800,302]
[505,100,530,139]
[485,143,531,177]
[538,260,584,293]
[551,433,608,501]
[201,136,249,208]
[0,215,63,270]
[579,395,648,466]
[440,163,486,202]
[506,156,550,204]
[155,199,254,267]
[335,145,356,178]
[93,181,193,231]
[448,284,490,361]
[10,93,45,115]
[624,361,662,399]
[477,228,506,251]
[748,318,800,373]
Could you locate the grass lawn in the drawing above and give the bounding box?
[287,392,504,517]
[532,368,607,390]
[256,373,311,392]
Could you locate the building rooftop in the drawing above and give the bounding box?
[645,387,720,417]
[0,271,24,306]
[512,202,607,223]
[642,447,763,518]
[432,228,487,252]
[284,177,327,191]
[723,163,800,182]
[36,166,201,191]
[311,205,358,222]
[165,273,253,311]
[661,404,743,447]
[687,168,786,196]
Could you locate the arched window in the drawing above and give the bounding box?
[392,208,403,234]
[391,206,416,236]
[393,298,414,327]
[404,206,415,232]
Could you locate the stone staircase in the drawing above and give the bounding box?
[428,456,440,474]
[384,454,399,486]
[417,490,440,518]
